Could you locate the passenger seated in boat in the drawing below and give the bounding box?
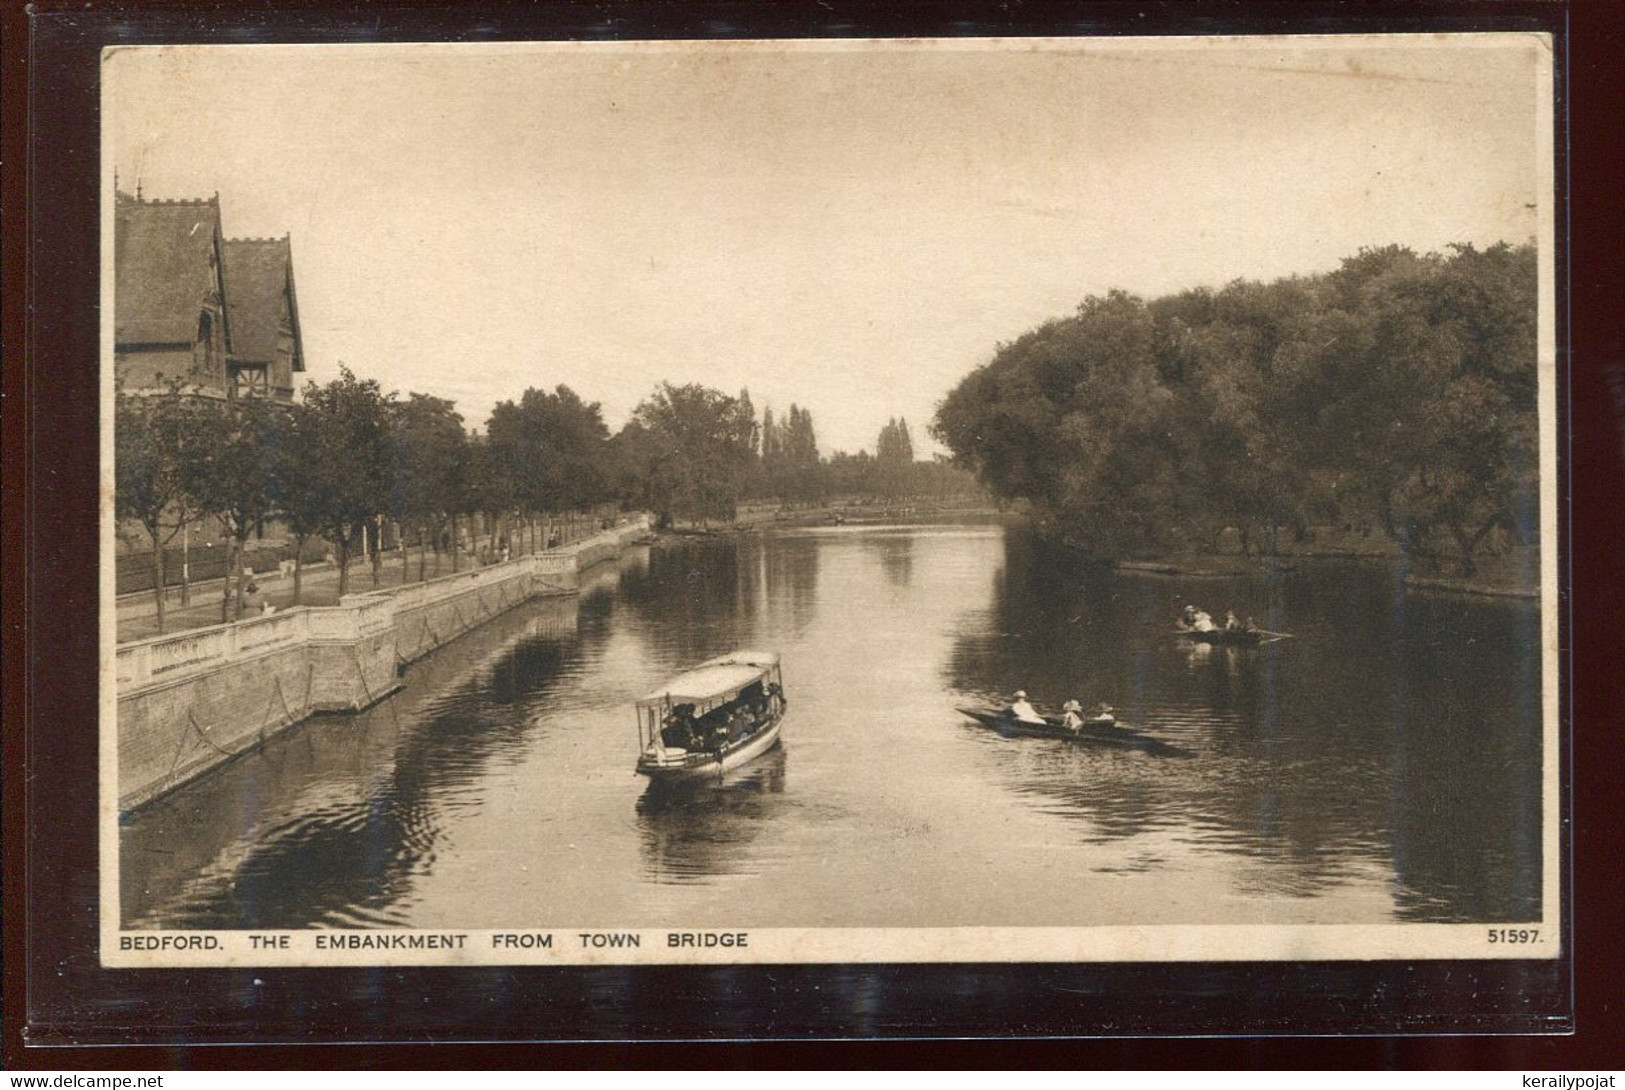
[1181,604,1198,628]
[1192,610,1217,633]
[1244,616,1259,633]
[739,681,768,720]
[1007,690,1044,724]
[700,709,733,751]
[1224,610,1240,631]
[1061,699,1085,732]
[661,704,700,749]
[1093,702,1116,723]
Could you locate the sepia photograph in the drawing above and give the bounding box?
[100,33,1559,968]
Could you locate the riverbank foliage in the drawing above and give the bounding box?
[117,374,984,631]
[931,243,1538,576]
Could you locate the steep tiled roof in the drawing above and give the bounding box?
[114,193,227,346]
[222,236,302,369]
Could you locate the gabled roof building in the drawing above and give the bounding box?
[115,191,233,397]
[114,189,306,402]
[222,235,306,400]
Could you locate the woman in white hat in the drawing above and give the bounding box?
[1061,699,1085,732]
[1008,690,1044,724]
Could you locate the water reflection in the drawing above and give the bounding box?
[945,526,1542,920]
[123,592,593,928]
[621,535,821,661]
[860,530,914,587]
[124,521,1542,930]
[635,746,790,884]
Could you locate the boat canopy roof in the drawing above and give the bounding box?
[637,650,780,707]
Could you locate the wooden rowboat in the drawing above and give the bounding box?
[1177,627,1265,646]
[956,708,1191,757]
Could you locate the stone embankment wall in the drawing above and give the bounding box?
[115,517,651,811]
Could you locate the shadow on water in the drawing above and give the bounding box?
[123,522,1543,930]
[634,745,790,885]
[122,586,603,929]
[945,525,1542,919]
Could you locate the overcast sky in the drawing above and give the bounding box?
[104,35,1546,455]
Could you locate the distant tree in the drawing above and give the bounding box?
[606,420,675,524]
[631,383,758,525]
[487,384,611,551]
[760,406,786,500]
[824,449,875,498]
[875,417,916,499]
[780,404,822,504]
[736,388,762,496]
[115,386,207,634]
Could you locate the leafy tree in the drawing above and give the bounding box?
[464,433,516,559]
[487,384,611,551]
[1324,243,1538,572]
[760,406,786,500]
[876,417,916,499]
[114,386,208,633]
[184,395,281,621]
[736,388,762,496]
[780,404,822,504]
[270,400,333,603]
[824,449,875,498]
[297,367,394,596]
[631,383,757,525]
[606,420,674,524]
[934,291,1177,558]
[388,393,467,581]
[932,241,1539,576]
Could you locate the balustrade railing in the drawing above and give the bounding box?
[116,516,652,690]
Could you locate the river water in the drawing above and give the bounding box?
[122,519,1543,929]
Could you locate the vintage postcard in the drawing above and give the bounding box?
[101,33,1561,969]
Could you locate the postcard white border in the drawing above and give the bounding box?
[98,32,1562,969]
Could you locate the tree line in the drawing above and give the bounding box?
[931,242,1538,576]
[118,374,982,634]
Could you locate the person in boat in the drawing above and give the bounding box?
[1224,610,1240,631]
[740,680,768,720]
[766,681,786,716]
[1061,699,1085,732]
[1007,690,1044,725]
[1244,616,1259,634]
[1180,604,1198,629]
[701,707,734,752]
[1093,702,1116,723]
[661,704,701,750]
[1192,609,1217,633]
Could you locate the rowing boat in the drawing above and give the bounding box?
[1177,626,1264,646]
[955,707,1191,757]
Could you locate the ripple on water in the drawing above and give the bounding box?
[121,524,1544,929]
